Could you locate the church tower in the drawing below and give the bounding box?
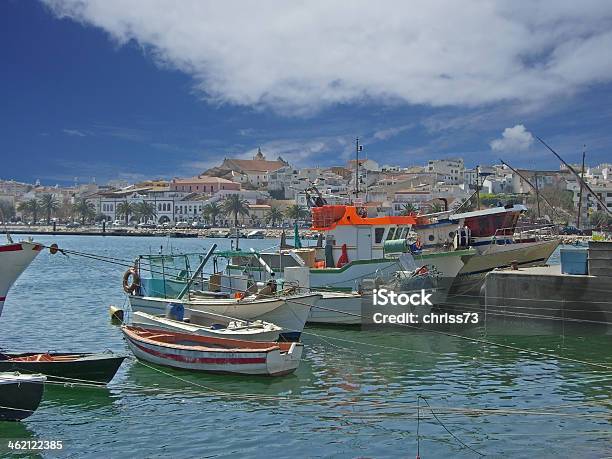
[253,147,265,161]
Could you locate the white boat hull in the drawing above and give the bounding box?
[0,241,42,317]
[128,293,320,339]
[309,291,363,325]
[131,311,282,342]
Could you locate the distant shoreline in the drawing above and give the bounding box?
[3,226,315,239]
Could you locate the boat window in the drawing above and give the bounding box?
[399,227,409,239]
[428,234,435,241]
[374,227,385,244]
[386,228,396,241]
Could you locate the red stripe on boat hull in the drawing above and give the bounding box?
[130,340,267,365]
[0,244,23,252]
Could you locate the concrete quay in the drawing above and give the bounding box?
[484,263,612,333]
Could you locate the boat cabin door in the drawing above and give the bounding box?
[356,227,372,260]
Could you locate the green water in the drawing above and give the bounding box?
[0,235,610,458]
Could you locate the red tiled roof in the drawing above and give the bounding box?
[172,175,235,184]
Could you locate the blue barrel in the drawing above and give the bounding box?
[560,248,588,275]
[166,303,185,321]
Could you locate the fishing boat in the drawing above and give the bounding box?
[128,292,320,341]
[0,352,126,386]
[0,240,43,317]
[0,373,46,421]
[122,326,303,376]
[279,254,435,325]
[226,203,559,295]
[124,245,319,339]
[131,310,284,342]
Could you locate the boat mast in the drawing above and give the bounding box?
[355,137,360,201]
[577,145,586,229]
[533,172,541,218]
[475,165,481,210]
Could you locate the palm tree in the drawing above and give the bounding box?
[16,201,29,223]
[57,197,74,222]
[265,206,284,227]
[430,202,444,213]
[202,202,222,226]
[38,194,59,224]
[116,200,134,225]
[17,199,40,224]
[141,202,157,223]
[72,198,95,224]
[400,203,417,216]
[133,202,157,223]
[221,195,250,227]
[0,201,15,222]
[131,202,144,223]
[285,204,309,225]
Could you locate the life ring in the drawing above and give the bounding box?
[122,267,140,294]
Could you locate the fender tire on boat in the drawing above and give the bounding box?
[122,268,140,294]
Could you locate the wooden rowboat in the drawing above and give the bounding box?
[0,352,126,386]
[122,326,303,376]
[131,311,284,342]
[0,372,46,421]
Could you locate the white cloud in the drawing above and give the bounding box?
[490,124,534,152]
[44,1,612,114]
[62,128,86,137]
[238,128,256,137]
[373,124,414,141]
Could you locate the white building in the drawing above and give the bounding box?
[567,180,612,215]
[93,187,183,224]
[427,158,464,185]
[269,166,348,200]
[509,169,568,194]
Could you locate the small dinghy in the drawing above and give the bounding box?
[122,326,303,376]
[0,352,126,386]
[129,293,320,341]
[0,372,46,421]
[132,310,284,342]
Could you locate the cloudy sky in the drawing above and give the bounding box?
[2,0,612,185]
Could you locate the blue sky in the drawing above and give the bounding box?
[1,1,612,186]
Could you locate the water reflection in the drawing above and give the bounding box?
[42,385,118,411]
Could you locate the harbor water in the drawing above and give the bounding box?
[1,235,611,458]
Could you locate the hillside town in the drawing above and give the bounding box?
[1,147,611,231]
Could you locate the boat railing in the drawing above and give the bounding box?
[513,223,558,240]
[481,223,558,253]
